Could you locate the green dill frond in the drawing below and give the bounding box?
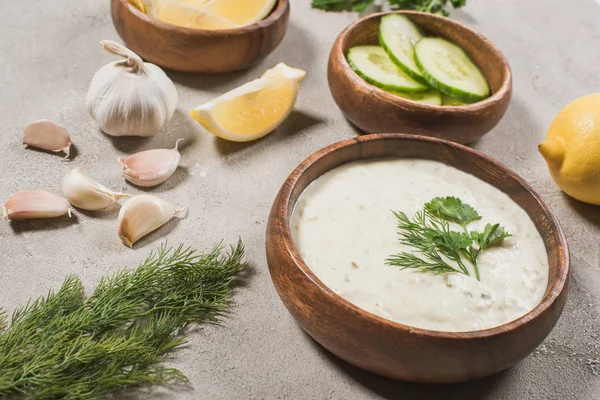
[386,250,459,275]
[0,240,246,399]
[387,198,510,280]
[0,310,7,332]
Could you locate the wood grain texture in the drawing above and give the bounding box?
[266,134,569,383]
[327,12,512,144]
[111,0,289,74]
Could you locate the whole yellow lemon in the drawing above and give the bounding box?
[539,93,600,205]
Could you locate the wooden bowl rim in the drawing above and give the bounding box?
[116,0,289,36]
[331,11,512,113]
[273,133,569,339]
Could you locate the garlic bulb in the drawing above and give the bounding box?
[118,195,185,247]
[119,139,183,187]
[86,40,177,137]
[3,191,72,220]
[23,120,72,158]
[62,167,131,210]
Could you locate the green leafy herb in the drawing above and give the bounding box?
[311,0,466,16]
[0,241,246,399]
[386,197,511,280]
[471,223,511,250]
[311,0,374,12]
[386,210,471,276]
[425,196,481,227]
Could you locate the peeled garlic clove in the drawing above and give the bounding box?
[118,195,184,247]
[3,191,72,220]
[62,167,131,210]
[23,120,72,158]
[86,40,178,137]
[119,139,183,187]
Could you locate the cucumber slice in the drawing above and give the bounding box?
[347,46,428,94]
[414,37,490,104]
[389,90,442,106]
[379,14,428,85]
[442,94,466,106]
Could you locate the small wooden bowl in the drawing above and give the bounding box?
[111,0,289,74]
[266,134,569,383]
[328,12,512,144]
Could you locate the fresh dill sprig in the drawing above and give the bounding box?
[386,197,510,280]
[0,240,246,399]
[311,0,466,16]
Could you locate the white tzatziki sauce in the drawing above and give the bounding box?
[291,159,549,332]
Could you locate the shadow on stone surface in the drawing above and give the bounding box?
[9,214,79,233]
[23,142,78,161]
[452,9,478,25]
[564,194,600,227]
[75,204,121,219]
[256,22,316,77]
[213,110,324,156]
[302,331,506,400]
[102,109,199,155]
[167,68,248,92]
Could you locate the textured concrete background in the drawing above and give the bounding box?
[1,0,600,398]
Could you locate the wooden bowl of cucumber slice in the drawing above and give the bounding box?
[328,11,512,144]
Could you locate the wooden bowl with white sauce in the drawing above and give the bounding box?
[265,134,569,383]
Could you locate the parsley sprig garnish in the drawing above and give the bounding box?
[311,0,466,16]
[386,197,511,280]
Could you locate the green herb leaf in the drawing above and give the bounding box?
[388,0,465,15]
[311,0,374,12]
[313,0,466,14]
[444,230,473,251]
[451,0,467,7]
[425,196,481,227]
[472,223,512,250]
[386,250,460,275]
[388,198,511,281]
[386,210,472,276]
[0,311,6,332]
[0,241,246,399]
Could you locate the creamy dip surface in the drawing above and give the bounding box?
[291,159,549,332]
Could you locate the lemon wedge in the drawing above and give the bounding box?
[200,0,277,26]
[150,0,238,30]
[128,0,147,12]
[190,63,306,142]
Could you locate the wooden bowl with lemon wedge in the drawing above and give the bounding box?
[111,0,289,74]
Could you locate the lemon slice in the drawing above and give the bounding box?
[150,0,238,30]
[200,0,277,26]
[190,63,306,142]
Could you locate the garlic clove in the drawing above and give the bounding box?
[118,195,185,247]
[119,139,183,187]
[3,191,72,220]
[62,167,131,211]
[86,40,178,137]
[23,120,72,158]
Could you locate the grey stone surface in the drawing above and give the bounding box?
[1,0,600,398]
